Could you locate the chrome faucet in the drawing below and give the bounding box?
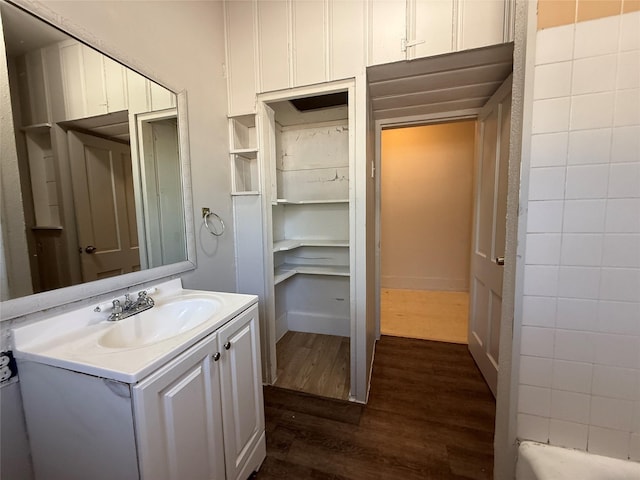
[107,290,155,321]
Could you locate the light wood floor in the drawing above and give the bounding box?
[381,288,469,344]
[274,331,350,401]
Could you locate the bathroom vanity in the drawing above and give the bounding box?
[12,280,265,480]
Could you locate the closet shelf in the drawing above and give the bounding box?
[275,198,348,205]
[274,264,350,284]
[273,239,349,252]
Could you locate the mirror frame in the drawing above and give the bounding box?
[1,0,196,321]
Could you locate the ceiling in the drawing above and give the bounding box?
[368,43,514,121]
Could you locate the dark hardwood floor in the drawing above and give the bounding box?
[257,335,495,480]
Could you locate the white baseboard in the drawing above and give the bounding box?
[380,275,468,291]
[287,311,350,337]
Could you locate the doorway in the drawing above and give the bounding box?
[370,43,514,397]
[380,120,476,345]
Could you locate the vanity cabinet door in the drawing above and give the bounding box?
[217,305,265,480]
[132,333,226,480]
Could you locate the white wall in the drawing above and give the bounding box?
[1,1,233,476]
[380,121,475,291]
[517,8,640,461]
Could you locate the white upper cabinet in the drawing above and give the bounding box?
[369,0,407,65]
[257,0,290,93]
[223,0,514,116]
[412,0,455,59]
[58,40,174,120]
[59,40,123,119]
[225,0,258,115]
[292,1,326,86]
[458,0,509,51]
[329,0,366,80]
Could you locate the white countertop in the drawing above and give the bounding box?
[12,279,258,383]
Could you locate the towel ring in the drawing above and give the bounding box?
[203,211,225,237]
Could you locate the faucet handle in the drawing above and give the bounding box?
[112,299,122,314]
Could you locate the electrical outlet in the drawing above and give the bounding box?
[0,351,17,382]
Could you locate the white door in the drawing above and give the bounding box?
[468,76,512,396]
[218,305,265,480]
[132,332,226,480]
[67,131,140,281]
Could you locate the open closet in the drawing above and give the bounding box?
[252,82,354,401]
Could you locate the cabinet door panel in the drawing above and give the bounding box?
[257,1,290,92]
[414,0,454,58]
[225,0,257,114]
[459,0,505,51]
[133,334,225,480]
[81,45,108,117]
[218,306,264,480]
[330,0,365,80]
[369,0,406,65]
[292,0,326,86]
[103,56,127,112]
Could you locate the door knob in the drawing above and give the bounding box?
[85,245,97,254]
[224,341,231,350]
[212,352,221,362]
[496,256,505,266]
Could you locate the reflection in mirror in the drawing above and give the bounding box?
[0,1,188,303]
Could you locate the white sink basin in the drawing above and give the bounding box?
[11,279,258,383]
[98,296,222,348]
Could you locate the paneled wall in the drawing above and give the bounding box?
[517,2,640,461]
[224,0,515,115]
[380,121,475,291]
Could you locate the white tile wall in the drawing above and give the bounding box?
[549,419,589,449]
[521,10,639,461]
[565,165,608,199]
[525,234,562,265]
[563,199,607,232]
[529,167,566,200]
[527,201,564,232]
[550,389,591,423]
[574,15,620,59]
[534,62,572,99]
[572,55,617,95]
[560,234,603,267]
[604,199,640,233]
[588,425,631,459]
[551,359,592,393]
[556,298,598,331]
[570,92,615,130]
[608,163,640,198]
[614,89,640,126]
[520,355,553,387]
[568,128,611,165]
[522,295,557,327]
[531,132,568,166]
[611,126,640,163]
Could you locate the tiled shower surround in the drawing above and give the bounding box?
[517,8,640,460]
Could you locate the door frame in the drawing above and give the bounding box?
[373,78,524,480]
[254,79,358,398]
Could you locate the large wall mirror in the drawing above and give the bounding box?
[0,1,195,320]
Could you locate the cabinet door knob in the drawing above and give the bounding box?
[224,341,231,350]
[212,352,221,362]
